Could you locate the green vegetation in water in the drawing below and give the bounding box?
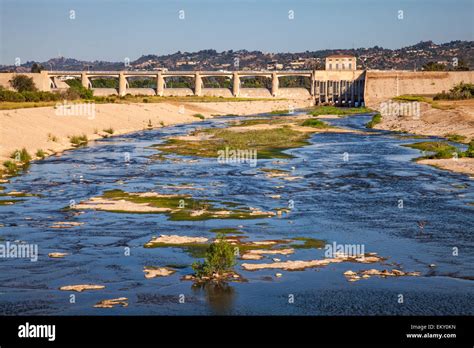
[0,199,23,205]
[289,237,326,249]
[465,140,474,158]
[192,234,237,278]
[403,141,465,159]
[308,106,373,117]
[193,113,205,120]
[92,189,274,221]
[445,133,467,143]
[301,118,329,128]
[366,114,382,129]
[269,109,290,115]
[210,228,244,235]
[69,134,88,147]
[154,127,311,159]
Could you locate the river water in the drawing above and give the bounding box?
[0,113,473,315]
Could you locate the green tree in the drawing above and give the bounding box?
[192,234,236,278]
[9,75,37,92]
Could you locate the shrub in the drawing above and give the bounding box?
[3,161,19,175]
[10,75,37,92]
[10,148,32,163]
[366,114,382,128]
[192,234,236,278]
[465,140,474,158]
[193,113,205,120]
[36,149,46,159]
[301,118,328,128]
[69,134,88,147]
[434,83,474,100]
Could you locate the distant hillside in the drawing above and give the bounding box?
[1,40,472,72]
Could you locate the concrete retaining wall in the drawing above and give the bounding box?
[364,70,474,107]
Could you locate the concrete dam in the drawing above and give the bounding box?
[1,70,473,107]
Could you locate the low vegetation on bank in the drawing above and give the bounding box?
[2,148,32,176]
[434,82,474,101]
[403,140,474,160]
[365,113,382,128]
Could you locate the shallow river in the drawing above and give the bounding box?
[0,112,473,315]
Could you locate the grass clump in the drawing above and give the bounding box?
[301,118,329,128]
[69,134,88,147]
[2,161,19,175]
[445,134,467,143]
[103,127,114,135]
[35,149,46,159]
[10,148,32,163]
[192,234,236,279]
[403,141,463,159]
[365,113,382,129]
[193,113,205,120]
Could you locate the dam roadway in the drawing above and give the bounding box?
[0,70,473,107]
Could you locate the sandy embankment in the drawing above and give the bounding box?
[372,99,474,176]
[0,99,311,164]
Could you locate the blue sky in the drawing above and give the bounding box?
[0,0,473,64]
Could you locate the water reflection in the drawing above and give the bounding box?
[192,281,236,315]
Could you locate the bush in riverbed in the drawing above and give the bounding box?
[192,234,236,279]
